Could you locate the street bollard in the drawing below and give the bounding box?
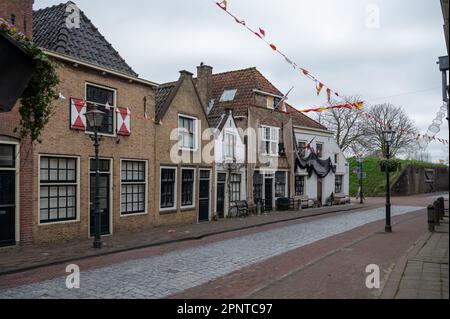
[433,201,440,226]
[427,205,435,232]
[437,197,445,220]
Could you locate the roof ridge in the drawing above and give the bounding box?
[212,66,257,77]
[33,1,73,13]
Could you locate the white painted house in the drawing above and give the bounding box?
[294,125,350,206]
[211,111,247,218]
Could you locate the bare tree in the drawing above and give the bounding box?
[315,96,366,155]
[360,103,417,157]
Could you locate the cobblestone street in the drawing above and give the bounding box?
[0,205,423,299]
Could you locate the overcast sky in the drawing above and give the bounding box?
[34,0,449,161]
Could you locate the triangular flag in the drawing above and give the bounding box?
[270,43,277,51]
[217,0,227,10]
[316,82,324,96]
[259,28,266,37]
[326,88,331,103]
[302,69,309,76]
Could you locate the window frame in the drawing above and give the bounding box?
[275,171,287,198]
[85,82,117,137]
[295,175,305,196]
[230,173,242,202]
[224,130,236,160]
[178,114,198,151]
[316,143,324,158]
[120,159,148,217]
[38,155,80,225]
[160,166,177,211]
[220,89,237,102]
[260,125,280,157]
[335,174,343,194]
[180,167,196,209]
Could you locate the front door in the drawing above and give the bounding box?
[317,178,323,207]
[89,159,111,237]
[264,178,273,211]
[216,173,226,218]
[0,170,15,247]
[0,144,16,247]
[199,170,210,222]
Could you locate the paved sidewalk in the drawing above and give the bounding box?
[0,203,372,275]
[395,207,449,299]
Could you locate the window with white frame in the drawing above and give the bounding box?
[220,89,237,102]
[261,126,279,156]
[275,171,287,198]
[224,132,236,160]
[121,161,146,215]
[181,168,195,207]
[39,156,78,223]
[160,167,176,210]
[335,175,343,193]
[86,84,116,135]
[178,115,197,150]
[316,143,324,158]
[295,175,305,196]
[230,174,241,202]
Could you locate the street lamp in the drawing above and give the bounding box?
[356,155,364,204]
[85,104,106,249]
[383,126,396,233]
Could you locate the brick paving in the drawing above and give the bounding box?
[395,221,449,299]
[0,205,423,299]
[0,203,372,275]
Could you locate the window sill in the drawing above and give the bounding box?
[120,211,148,218]
[180,206,196,212]
[38,219,80,226]
[159,209,178,215]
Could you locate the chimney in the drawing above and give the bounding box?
[196,62,213,114]
[0,0,35,38]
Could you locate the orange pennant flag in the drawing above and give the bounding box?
[316,82,324,96]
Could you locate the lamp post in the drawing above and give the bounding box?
[356,155,364,204]
[383,127,396,233]
[85,105,106,249]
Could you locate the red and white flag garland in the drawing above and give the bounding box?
[212,0,355,112]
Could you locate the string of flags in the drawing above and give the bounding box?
[300,102,364,113]
[415,133,449,146]
[212,0,364,112]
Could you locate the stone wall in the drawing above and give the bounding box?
[391,165,449,196]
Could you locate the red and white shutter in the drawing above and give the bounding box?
[70,98,87,130]
[116,107,131,136]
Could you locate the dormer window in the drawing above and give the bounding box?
[220,89,237,102]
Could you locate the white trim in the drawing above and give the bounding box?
[294,126,332,135]
[252,89,284,99]
[178,114,199,152]
[0,141,20,244]
[88,157,114,238]
[260,125,280,157]
[37,154,81,226]
[119,159,149,217]
[84,82,118,138]
[42,49,159,87]
[180,167,196,209]
[159,166,178,212]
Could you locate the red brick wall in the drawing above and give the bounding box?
[0,0,34,38]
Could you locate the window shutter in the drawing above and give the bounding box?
[117,107,131,136]
[70,98,87,130]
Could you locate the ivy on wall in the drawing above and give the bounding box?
[1,20,59,142]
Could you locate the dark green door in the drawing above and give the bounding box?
[0,170,15,247]
[89,160,110,237]
[216,173,226,218]
[199,170,210,222]
[264,178,273,211]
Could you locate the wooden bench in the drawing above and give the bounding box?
[333,193,351,205]
[230,200,249,217]
[295,195,315,209]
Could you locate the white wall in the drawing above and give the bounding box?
[294,127,350,205]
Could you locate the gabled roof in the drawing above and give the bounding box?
[33,1,138,77]
[155,72,209,123]
[208,67,327,131]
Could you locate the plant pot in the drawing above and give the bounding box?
[0,32,36,112]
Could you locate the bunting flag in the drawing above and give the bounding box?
[212,1,345,104]
[415,133,449,145]
[300,101,364,113]
[326,88,331,103]
[316,82,324,96]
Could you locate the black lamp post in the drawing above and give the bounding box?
[356,155,364,204]
[85,105,106,249]
[383,127,396,233]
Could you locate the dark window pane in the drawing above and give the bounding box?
[0,144,15,168]
[86,85,114,105]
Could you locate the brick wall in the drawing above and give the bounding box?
[154,72,215,226]
[0,0,34,38]
[29,59,156,244]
